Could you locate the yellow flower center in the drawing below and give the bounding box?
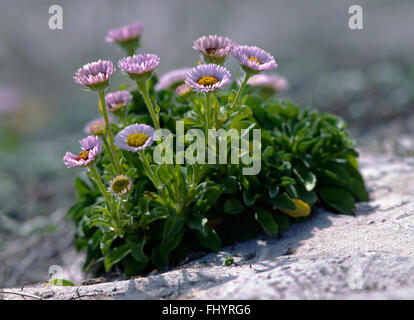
[126,132,149,147]
[197,76,219,86]
[76,150,90,161]
[112,176,130,194]
[248,56,261,64]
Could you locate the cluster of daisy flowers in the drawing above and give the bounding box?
[64,22,286,203]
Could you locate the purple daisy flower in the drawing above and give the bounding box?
[74,60,114,91]
[232,45,277,73]
[185,64,231,93]
[247,74,288,91]
[108,174,133,197]
[105,22,143,43]
[0,87,21,115]
[115,123,156,152]
[193,35,235,65]
[118,54,160,82]
[63,135,102,168]
[84,117,112,136]
[105,90,132,113]
[175,83,193,98]
[155,68,191,91]
[106,22,143,56]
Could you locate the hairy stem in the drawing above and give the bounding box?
[205,92,211,131]
[98,91,123,174]
[137,80,160,130]
[89,165,117,221]
[231,72,250,109]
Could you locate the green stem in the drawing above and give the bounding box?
[205,92,211,131]
[89,165,117,220]
[212,94,221,129]
[98,91,123,174]
[138,150,159,189]
[137,80,160,130]
[101,137,115,175]
[231,72,250,109]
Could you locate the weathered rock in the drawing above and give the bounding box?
[2,151,414,300]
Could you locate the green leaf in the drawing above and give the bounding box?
[195,226,221,251]
[162,215,186,242]
[140,207,170,225]
[104,243,132,272]
[255,208,278,237]
[224,198,245,214]
[263,146,275,164]
[243,189,259,206]
[124,256,147,277]
[160,229,186,257]
[222,176,238,194]
[125,168,138,178]
[269,185,279,199]
[350,178,369,202]
[189,216,222,251]
[319,163,353,189]
[273,212,290,231]
[100,232,117,255]
[279,176,296,187]
[150,245,168,270]
[49,279,75,286]
[285,184,318,206]
[122,150,141,168]
[319,188,355,215]
[270,192,296,210]
[131,236,149,264]
[294,169,317,192]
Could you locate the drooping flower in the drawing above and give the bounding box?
[118,54,160,82]
[105,22,143,55]
[175,83,193,98]
[63,136,102,168]
[84,117,111,136]
[232,45,277,73]
[185,64,231,93]
[0,87,21,115]
[155,68,191,91]
[74,60,114,91]
[246,74,288,91]
[105,90,132,114]
[108,174,133,197]
[193,35,235,65]
[105,21,143,43]
[115,123,156,152]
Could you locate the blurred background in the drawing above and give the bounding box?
[0,0,413,287]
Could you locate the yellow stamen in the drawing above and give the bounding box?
[126,132,149,147]
[76,150,90,161]
[197,59,201,65]
[248,56,261,64]
[197,76,219,86]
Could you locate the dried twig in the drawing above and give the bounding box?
[0,290,42,300]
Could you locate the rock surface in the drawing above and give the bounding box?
[2,151,414,300]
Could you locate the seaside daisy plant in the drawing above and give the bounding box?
[65,26,369,277]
